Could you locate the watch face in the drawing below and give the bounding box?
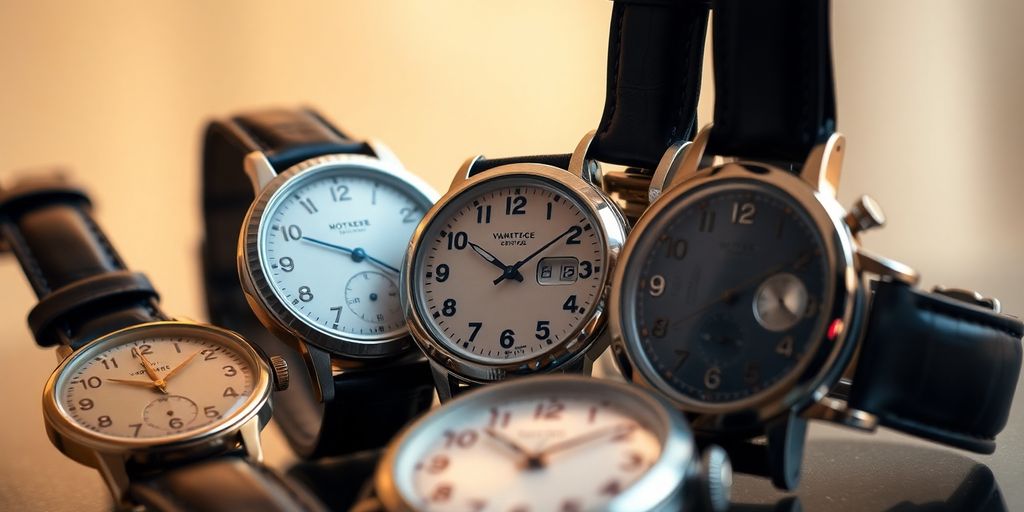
[389,377,674,511]
[622,180,834,406]
[411,175,607,364]
[259,165,432,342]
[51,324,264,441]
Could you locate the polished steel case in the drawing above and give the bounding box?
[374,375,698,512]
[401,162,628,384]
[239,152,439,359]
[41,320,274,501]
[610,140,867,436]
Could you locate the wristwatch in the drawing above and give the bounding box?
[370,375,732,512]
[401,0,710,401]
[609,0,1023,490]
[0,174,324,511]
[202,107,440,458]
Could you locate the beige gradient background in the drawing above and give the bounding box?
[1,1,1022,510]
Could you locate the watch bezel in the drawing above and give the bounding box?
[240,153,439,359]
[375,375,694,512]
[610,162,865,435]
[401,164,627,382]
[41,320,273,454]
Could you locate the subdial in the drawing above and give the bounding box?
[696,312,745,367]
[143,395,199,432]
[345,271,400,324]
[752,272,808,332]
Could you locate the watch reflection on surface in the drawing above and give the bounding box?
[728,439,1006,512]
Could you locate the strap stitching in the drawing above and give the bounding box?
[1,220,52,294]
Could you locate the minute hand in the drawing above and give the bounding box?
[493,226,578,285]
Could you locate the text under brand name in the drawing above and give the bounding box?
[330,219,371,230]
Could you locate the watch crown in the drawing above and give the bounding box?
[701,445,732,512]
[845,195,886,235]
[269,355,290,391]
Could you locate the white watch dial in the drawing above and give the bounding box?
[56,332,258,439]
[393,384,663,511]
[260,166,430,341]
[413,177,606,363]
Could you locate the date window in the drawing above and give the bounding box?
[537,257,579,286]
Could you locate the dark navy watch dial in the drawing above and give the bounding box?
[625,180,833,405]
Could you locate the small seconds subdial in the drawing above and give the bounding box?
[396,392,661,511]
[413,177,606,364]
[57,333,256,439]
[260,167,432,341]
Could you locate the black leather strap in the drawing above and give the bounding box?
[130,456,327,512]
[589,0,710,171]
[849,281,1023,454]
[0,175,165,349]
[466,154,573,177]
[202,107,435,459]
[706,0,836,164]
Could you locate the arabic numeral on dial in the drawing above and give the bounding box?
[534,400,564,420]
[652,318,668,338]
[423,454,450,474]
[499,329,515,348]
[776,335,795,358]
[579,261,593,279]
[400,207,419,223]
[435,264,450,282]
[704,367,721,390]
[99,357,118,370]
[75,376,102,390]
[446,231,468,250]
[299,197,318,214]
[129,423,142,437]
[442,429,478,449]
[279,257,295,272]
[201,349,217,361]
[744,362,760,385]
[298,286,314,302]
[330,306,343,323]
[331,185,350,202]
[562,295,579,313]
[467,322,483,341]
[222,365,237,377]
[664,237,687,259]
[505,195,526,215]
[732,201,756,224]
[476,205,492,224]
[442,299,457,317]
[281,225,303,241]
[98,416,112,428]
[489,408,511,428]
[169,417,184,429]
[78,398,94,410]
[649,275,665,296]
[204,406,220,418]
[535,320,550,340]
[566,225,583,245]
[132,344,153,357]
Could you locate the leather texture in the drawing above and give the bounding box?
[589,0,710,171]
[0,176,166,348]
[849,281,1023,454]
[288,449,383,511]
[129,456,327,512]
[466,153,573,177]
[202,107,436,459]
[706,0,836,164]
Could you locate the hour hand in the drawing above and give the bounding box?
[468,241,523,282]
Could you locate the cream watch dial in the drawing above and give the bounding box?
[260,166,430,341]
[412,177,606,363]
[394,386,662,511]
[56,333,257,439]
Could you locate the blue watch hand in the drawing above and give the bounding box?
[301,237,401,274]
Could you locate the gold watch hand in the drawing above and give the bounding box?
[482,428,544,469]
[132,347,168,394]
[535,424,636,462]
[162,351,200,383]
[107,378,160,389]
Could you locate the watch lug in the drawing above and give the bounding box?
[664,124,713,193]
[94,452,132,507]
[451,156,483,191]
[568,130,602,186]
[429,363,455,402]
[805,395,879,432]
[237,414,265,463]
[367,138,404,169]
[855,248,920,286]
[301,343,335,403]
[799,132,845,197]
[765,411,806,491]
[648,140,693,204]
[243,151,277,193]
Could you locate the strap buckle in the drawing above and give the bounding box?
[932,286,1001,313]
